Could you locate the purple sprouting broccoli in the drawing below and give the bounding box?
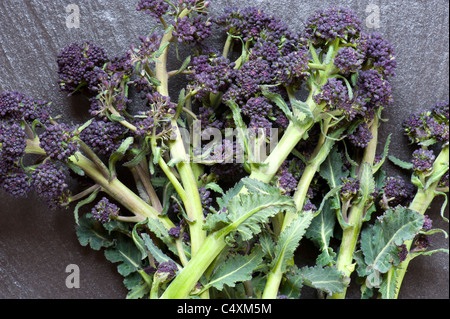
[154,261,178,282]
[187,54,236,100]
[365,32,397,77]
[91,197,120,224]
[411,149,435,174]
[31,161,71,209]
[334,46,365,75]
[79,120,128,157]
[397,244,408,262]
[136,0,170,18]
[348,122,373,148]
[403,100,449,146]
[57,41,108,93]
[197,106,224,131]
[0,164,31,198]
[313,78,353,117]
[304,7,362,46]
[381,176,415,209]
[173,16,212,44]
[134,92,176,137]
[0,122,27,163]
[0,91,51,123]
[340,177,360,201]
[39,123,80,163]
[275,161,298,195]
[214,7,279,42]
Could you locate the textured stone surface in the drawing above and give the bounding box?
[0,0,448,299]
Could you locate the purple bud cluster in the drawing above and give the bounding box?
[155,261,178,282]
[31,161,71,209]
[365,32,397,77]
[173,16,212,44]
[403,101,449,145]
[57,41,108,92]
[198,106,223,131]
[382,176,414,208]
[0,122,27,163]
[276,161,298,195]
[314,78,353,116]
[199,187,213,216]
[134,92,176,137]
[39,124,80,162]
[214,7,280,42]
[334,46,365,74]
[0,165,31,198]
[411,149,435,174]
[304,7,362,46]
[187,55,236,99]
[136,0,170,18]
[0,91,50,123]
[91,197,120,224]
[79,120,127,156]
[340,177,360,201]
[348,122,373,148]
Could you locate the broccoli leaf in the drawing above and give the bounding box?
[204,247,264,292]
[272,212,313,272]
[104,234,144,277]
[359,206,425,288]
[75,214,114,251]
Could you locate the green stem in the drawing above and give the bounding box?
[154,9,206,256]
[329,117,379,299]
[387,144,449,299]
[69,152,175,230]
[160,233,227,299]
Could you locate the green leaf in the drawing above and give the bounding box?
[75,214,114,250]
[272,212,313,272]
[124,272,150,299]
[226,100,250,166]
[373,134,391,173]
[204,182,224,195]
[224,191,296,241]
[359,206,425,288]
[109,137,134,179]
[319,147,349,190]
[141,233,181,270]
[388,155,413,170]
[294,265,347,295]
[261,88,306,126]
[425,161,449,189]
[305,200,337,266]
[132,219,149,260]
[203,247,264,292]
[174,56,191,76]
[104,234,143,277]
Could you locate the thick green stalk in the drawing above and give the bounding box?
[262,124,341,299]
[160,232,227,299]
[387,144,449,299]
[154,11,206,256]
[329,117,379,299]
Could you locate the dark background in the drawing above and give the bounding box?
[0,0,448,299]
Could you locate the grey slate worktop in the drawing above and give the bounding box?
[0,0,448,299]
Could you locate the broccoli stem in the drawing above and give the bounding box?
[68,152,175,230]
[154,9,206,257]
[329,117,379,299]
[262,121,343,299]
[386,144,449,299]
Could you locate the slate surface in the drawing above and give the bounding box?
[0,0,448,299]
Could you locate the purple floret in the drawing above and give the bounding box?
[187,55,236,99]
[276,162,298,195]
[136,0,170,18]
[411,149,435,173]
[57,41,108,93]
[0,122,27,163]
[0,165,31,198]
[31,161,71,209]
[382,176,415,208]
[365,32,397,77]
[91,197,120,224]
[304,7,362,46]
[79,120,127,156]
[155,261,178,282]
[314,78,353,116]
[334,46,365,74]
[348,122,373,148]
[403,101,449,145]
[340,177,360,201]
[173,16,212,44]
[39,123,80,162]
[0,91,51,122]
